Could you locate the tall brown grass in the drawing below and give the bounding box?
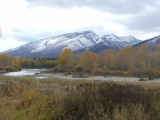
[0,76,160,119]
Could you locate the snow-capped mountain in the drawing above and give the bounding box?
[133,35,160,50]
[2,31,141,58]
[102,34,140,44]
[3,31,102,58]
[89,34,140,53]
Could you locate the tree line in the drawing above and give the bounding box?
[0,54,21,73]
[19,58,57,68]
[56,45,160,78]
[1,44,160,77]
[0,54,56,73]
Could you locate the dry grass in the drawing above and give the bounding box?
[0,76,160,119]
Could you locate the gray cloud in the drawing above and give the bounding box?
[3,0,160,45]
[25,0,160,38]
[119,5,160,34]
[10,28,68,42]
[26,0,156,15]
[10,29,37,42]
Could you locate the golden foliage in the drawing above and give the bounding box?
[56,44,160,77]
[58,48,73,65]
[0,54,13,67]
[12,58,20,68]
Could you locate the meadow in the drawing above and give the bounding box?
[1,76,160,120]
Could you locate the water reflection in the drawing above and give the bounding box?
[4,69,44,77]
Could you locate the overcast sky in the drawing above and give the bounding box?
[0,0,160,52]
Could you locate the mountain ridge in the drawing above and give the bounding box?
[2,30,141,58]
[133,35,160,50]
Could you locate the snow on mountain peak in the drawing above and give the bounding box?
[148,35,160,44]
[28,30,102,52]
[2,30,141,58]
[101,34,140,43]
[120,36,139,42]
[102,34,122,42]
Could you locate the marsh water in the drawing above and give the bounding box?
[1,69,142,82]
[3,69,160,82]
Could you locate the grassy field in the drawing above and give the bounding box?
[0,76,160,120]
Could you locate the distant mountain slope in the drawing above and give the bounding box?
[133,35,160,50]
[90,34,140,53]
[2,31,141,58]
[3,31,102,58]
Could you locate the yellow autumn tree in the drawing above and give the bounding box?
[0,54,13,67]
[58,48,73,65]
[157,43,160,53]
[12,58,20,68]
[77,51,98,68]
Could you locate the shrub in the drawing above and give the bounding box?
[0,81,17,96]
[151,89,160,112]
[5,66,14,72]
[53,65,65,72]
[54,82,152,119]
[0,66,5,70]
[20,90,37,107]
[74,64,83,72]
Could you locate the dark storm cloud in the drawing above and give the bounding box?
[26,0,156,15]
